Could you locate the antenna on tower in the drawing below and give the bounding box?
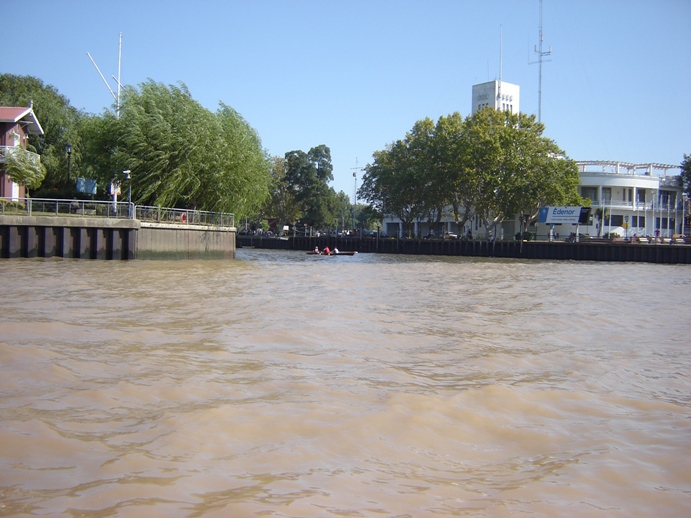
[498,25,502,109]
[87,33,123,117]
[530,0,551,122]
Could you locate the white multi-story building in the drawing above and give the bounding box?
[576,161,684,238]
[471,80,520,114]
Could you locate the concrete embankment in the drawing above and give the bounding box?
[239,235,691,264]
[0,216,236,260]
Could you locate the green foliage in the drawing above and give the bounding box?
[681,154,691,198]
[262,156,302,231]
[284,145,335,227]
[0,74,83,192]
[359,119,441,236]
[361,108,583,236]
[515,231,534,241]
[81,80,271,218]
[4,148,47,189]
[2,75,272,219]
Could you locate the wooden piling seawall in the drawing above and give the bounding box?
[0,216,236,260]
[238,235,691,264]
[0,215,138,260]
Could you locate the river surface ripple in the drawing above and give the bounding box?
[0,249,690,517]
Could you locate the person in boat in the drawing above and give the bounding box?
[333,247,339,255]
[323,246,331,255]
[314,246,319,254]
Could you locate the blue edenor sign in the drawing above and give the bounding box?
[538,206,591,225]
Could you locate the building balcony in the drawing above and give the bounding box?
[589,199,682,211]
[0,146,41,165]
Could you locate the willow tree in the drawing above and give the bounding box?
[95,80,271,218]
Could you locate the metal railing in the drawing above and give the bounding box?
[135,205,234,227]
[1,197,234,228]
[589,200,682,211]
[0,146,41,165]
[1,197,133,219]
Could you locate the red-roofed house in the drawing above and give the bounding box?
[0,104,44,199]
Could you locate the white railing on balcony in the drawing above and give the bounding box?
[0,146,41,165]
[589,199,682,211]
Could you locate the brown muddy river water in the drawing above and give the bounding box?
[1,249,689,517]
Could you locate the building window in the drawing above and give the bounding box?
[632,216,645,227]
[581,187,597,202]
[656,218,675,229]
[610,215,623,226]
[603,188,612,203]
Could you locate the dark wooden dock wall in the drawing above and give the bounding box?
[239,236,691,264]
[0,216,137,260]
[0,217,236,260]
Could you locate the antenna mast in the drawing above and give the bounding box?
[117,32,122,116]
[531,0,551,122]
[87,33,123,117]
[498,25,502,110]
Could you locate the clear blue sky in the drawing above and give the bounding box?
[4,0,690,200]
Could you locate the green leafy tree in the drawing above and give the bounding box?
[681,154,691,198]
[362,108,581,239]
[284,145,334,227]
[332,190,353,232]
[211,102,272,217]
[0,74,83,195]
[4,148,47,194]
[435,111,486,231]
[358,204,382,230]
[77,112,124,196]
[409,118,449,234]
[262,156,302,232]
[359,120,443,237]
[116,80,221,208]
[681,154,691,232]
[83,80,270,219]
[467,108,582,236]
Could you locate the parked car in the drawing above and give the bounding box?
[442,232,458,239]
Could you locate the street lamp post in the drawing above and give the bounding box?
[122,170,132,218]
[65,143,72,185]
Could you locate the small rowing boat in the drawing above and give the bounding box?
[306,251,358,256]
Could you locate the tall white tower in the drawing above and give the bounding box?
[471,80,520,114]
